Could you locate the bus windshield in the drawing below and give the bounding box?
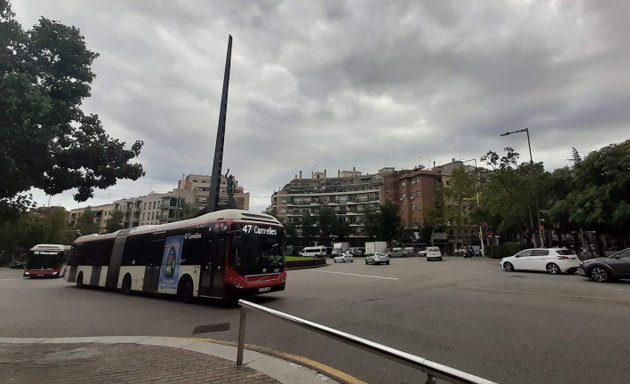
[230,224,284,275]
[26,251,65,269]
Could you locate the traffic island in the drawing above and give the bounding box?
[285,256,327,270]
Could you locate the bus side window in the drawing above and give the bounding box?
[148,239,165,266]
[182,237,203,265]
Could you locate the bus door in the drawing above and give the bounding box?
[198,234,226,297]
[143,239,164,293]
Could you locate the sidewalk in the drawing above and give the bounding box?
[0,336,344,384]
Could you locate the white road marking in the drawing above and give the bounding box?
[309,270,399,280]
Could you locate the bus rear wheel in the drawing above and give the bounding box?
[178,277,194,303]
[76,272,84,289]
[121,274,132,296]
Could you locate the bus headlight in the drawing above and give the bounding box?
[52,271,58,275]
[24,271,30,275]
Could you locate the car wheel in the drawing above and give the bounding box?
[386,261,390,265]
[503,262,514,272]
[546,263,561,274]
[566,268,577,275]
[589,267,610,282]
[365,259,369,265]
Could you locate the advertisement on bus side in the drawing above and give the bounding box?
[159,235,184,290]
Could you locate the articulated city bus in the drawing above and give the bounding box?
[63,210,286,301]
[24,244,71,278]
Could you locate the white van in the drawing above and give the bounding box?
[300,246,326,257]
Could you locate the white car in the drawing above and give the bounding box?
[333,253,353,263]
[365,252,390,265]
[500,248,580,274]
[426,247,442,261]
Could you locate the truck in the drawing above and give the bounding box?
[365,241,387,254]
[332,242,349,256]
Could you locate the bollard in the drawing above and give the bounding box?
[236,305,247,367]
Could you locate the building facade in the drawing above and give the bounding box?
[268,168,382,238]
[68,203,114,234]
[178,174,249,210]
[380,168,442,230]
[67,172,250,233]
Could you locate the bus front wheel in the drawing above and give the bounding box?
[178,277,194,303]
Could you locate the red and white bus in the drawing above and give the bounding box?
[24,244,71,278]
[63,210,286,301]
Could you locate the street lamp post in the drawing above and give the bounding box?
[500,128,544,247]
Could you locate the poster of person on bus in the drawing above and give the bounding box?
[159,235,184,290]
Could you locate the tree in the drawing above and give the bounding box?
[179,202,200,220]
[557,139,630,247]
[362,202,401,243]
[299,212,318,245]
[0,1,144,219]
[76,208,99,235]
[314,206,352,244]
[105,209,124,233]
[443,166,478,247]
[0,207,73,262]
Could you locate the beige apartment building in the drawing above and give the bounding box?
[68,173,250,233]
[268,168,383,238]
[68,203,114,234]
[178,174,249,210]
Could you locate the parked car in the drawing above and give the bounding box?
[426,247,442,261]
[333,253,354,263]
[417,248,427,257]
[9,259,26,269]
[390,249,406,258]
[580,247,630,282]
[365,252,390,265]
[500,248,580,274]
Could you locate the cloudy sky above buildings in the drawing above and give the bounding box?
[14,0,630,213]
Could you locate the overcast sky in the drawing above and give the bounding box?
[14,0,630,213]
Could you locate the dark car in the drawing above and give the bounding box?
[580,248,630,282]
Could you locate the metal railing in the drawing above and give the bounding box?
[236,299,498,384]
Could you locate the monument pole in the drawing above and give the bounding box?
[207,35,233,212]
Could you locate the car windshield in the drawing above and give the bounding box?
[230,224,285,275]
[555,249,574,255]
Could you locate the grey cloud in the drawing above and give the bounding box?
[14,0,630,212]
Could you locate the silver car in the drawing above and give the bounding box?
[333,253,354,263]
[365,252,390,265]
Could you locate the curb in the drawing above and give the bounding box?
[0,336,364,384]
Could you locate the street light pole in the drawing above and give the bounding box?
[500,128,544,247]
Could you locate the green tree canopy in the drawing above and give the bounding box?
[76,208,99,235]
[362,202,401,242]
[105,209,124,233]
[0,0,144,218]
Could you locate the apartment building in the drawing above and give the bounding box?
[68,203,114,234]
[113,189,196,228]
[67,172,250,232]
[380,168,442,230]
[268,168,383,237]
[178,174,249,210]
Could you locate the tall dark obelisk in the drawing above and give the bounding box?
[207,35,233,212]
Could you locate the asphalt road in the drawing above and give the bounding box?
[2,257,630,384]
